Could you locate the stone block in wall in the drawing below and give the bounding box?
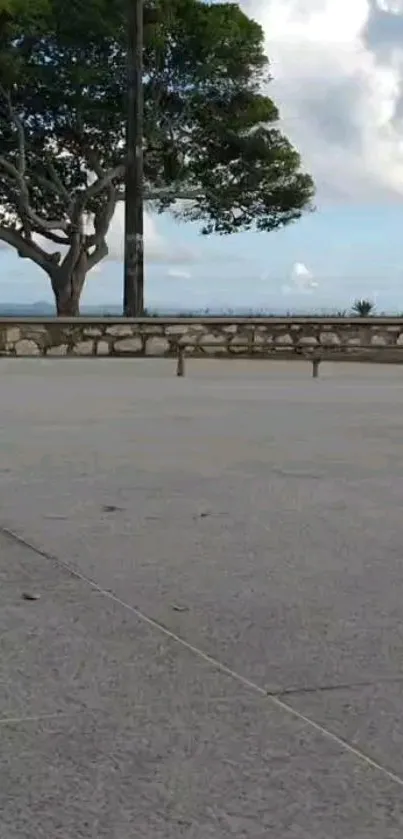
[229,344,248,354]
[114,336,143,353]
[6,327,21,344]
[275,334,293,345]
[106,324,134,337]
[223,324,238,334]
[346,337,361,346]
[186,324,208,333]
[230,334,252,345]
[200,344,228,355]
[254,333,273,345]
[235,325,254,337]
[165,325,188,335]
[73,341,94,356]
[139,325,165,335]
[47,344,68,356]
[397,334,403,345]
[178,332,200,345]
[199,333,227,346]
[319,332,340,345]
[298,336,318,345]
[146,336,169,355]
[45,324,74,348]
[23,326,51,351]
[23,325,48,335]
[371,334,388,346]
[96,341,111,356]
[84,327,103,337]
[15,339,41,356]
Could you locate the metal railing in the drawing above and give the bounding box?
[174,344,403,378]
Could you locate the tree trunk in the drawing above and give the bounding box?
[52,261,87,317]
[55,289,80,318]
[55,291,81,316]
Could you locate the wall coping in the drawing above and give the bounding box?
[0,316,403,326]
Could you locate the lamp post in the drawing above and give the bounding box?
[123,0,144,316]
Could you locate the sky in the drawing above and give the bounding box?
[2,0,403,312]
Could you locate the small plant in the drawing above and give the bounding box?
[336,309,347,317]
[351,299,376,317]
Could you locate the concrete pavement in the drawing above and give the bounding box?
[1,358,403,837]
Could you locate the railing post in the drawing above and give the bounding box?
[312,349,321,378]
[176,345,185,377]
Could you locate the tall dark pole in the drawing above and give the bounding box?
[123,0,144,316]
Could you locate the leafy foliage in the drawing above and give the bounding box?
[0,0,315,312]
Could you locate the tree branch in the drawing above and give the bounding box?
[0,155,69,232]
[0,86,26,176]
[0,225,59,274]
[44,161,71,205]
[87,239,108,271]
[87,184,117,248]
[33,228,70,246]
[0,88,71,233]
[86,148,105,179]
[84,163,125,202]
[29,170,70,207]
[60,215,83,275]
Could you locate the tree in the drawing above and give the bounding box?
[352,299,375,317]
[0,0,315,315]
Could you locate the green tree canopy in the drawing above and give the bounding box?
[0,0,315,314]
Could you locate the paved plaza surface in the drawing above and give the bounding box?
[1,357,403,837]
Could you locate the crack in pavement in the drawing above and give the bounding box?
[266,675,403,698]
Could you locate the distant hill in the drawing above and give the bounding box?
[0,303,392,318]
[0,302,53,316]
[0,302,123,316]
[0,303,284,317]
[0,302,276,317]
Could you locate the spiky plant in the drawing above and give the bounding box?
[352,299,375,317]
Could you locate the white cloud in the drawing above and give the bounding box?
[293,262,318,288]
[377,0,403,11]
[106,204,196,264]
[242,0,403,201]
[167,267,192,279]
[282,261,319,294]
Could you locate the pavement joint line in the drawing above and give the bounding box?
[3,523,403,790]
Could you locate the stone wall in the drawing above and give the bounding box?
[1,317,403,359]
